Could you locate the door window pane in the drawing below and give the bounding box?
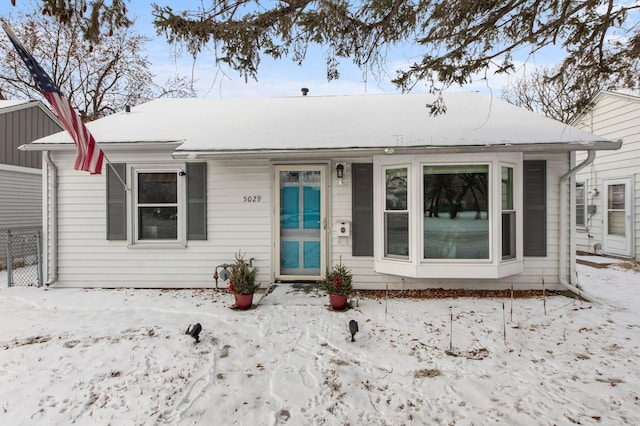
[608,184,625,209]
[607,184,626,236]
[608,212,625,236]
[423,165,489,259]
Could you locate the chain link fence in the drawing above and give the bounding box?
[0,226,43,287]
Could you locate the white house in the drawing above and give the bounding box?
[572,90,640,261]
[22,92,620,296]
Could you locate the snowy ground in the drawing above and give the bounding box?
[0,263,639,425]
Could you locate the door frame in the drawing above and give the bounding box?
[602,177,634,258]
[273,164,329,281]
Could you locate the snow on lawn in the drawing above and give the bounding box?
[0,263,639,425]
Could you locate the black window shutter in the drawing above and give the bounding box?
[523,160,547,256]
[187,162,207,240]
[352,163,373,256]
[106,163,127,240]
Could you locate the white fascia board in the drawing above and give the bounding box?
[19,140,185,152]
[172,139,622,160]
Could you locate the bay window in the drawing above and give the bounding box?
[375,154,523,279]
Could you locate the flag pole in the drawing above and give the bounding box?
[103,154,130,192]
[2,20,130,192]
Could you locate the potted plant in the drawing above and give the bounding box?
[228,251,260,310]
[318,259,353,310]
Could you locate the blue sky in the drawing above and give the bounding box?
[1,1,566,99]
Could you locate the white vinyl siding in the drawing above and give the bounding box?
[574,91,640,260]
[45,149,569,290]
[46,151,272,288]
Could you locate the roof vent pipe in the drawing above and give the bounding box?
[301,88,309,96]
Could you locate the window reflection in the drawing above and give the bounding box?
[423,165,489,259]
[137,172,178,240]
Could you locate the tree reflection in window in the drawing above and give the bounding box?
[423,165,489,259]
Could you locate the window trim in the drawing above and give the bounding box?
[374,153,523,279]
[129,164,188,247]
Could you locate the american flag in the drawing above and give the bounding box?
[2,22,104,174]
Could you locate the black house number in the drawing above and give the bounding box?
[243,195,262,203]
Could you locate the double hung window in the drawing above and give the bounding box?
[136,171,179,241]
[106,163,207,245]
[384,167,409,259]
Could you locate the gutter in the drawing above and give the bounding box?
[558,150,601,304]
[171,140,622,160]
[43,151,58,286]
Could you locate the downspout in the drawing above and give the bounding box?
[43,151,58,286]
[559,150,601,304]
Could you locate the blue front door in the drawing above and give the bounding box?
[276,165,326,280]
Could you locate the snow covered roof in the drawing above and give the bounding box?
[0,99,31,111]
[27,92,619,154]
[0,100,60,125]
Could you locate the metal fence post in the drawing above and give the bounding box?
[36,231,43,287]
[7,229,12,288]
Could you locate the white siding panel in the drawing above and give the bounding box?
[48,149,569,290]
[50,151,273,288]
[575,92,640,259]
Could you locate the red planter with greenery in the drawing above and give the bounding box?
[234,293,254,310]
[319,259,352,311]
[329,294,348,311]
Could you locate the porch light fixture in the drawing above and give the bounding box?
[336,164,345,185]
[384,148,395,154]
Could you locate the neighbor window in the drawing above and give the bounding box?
[384,167,409,259]
[423,165,489,259]
[576,182,586,228]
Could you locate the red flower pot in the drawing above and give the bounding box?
[234,293,254,310]
[329,294,348,311]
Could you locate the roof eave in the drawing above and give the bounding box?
[19,140,185,152]
[172,140,622,160]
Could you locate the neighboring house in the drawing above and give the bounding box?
[572,90,640,261]
[0,100,62,228]
[22,92,620,294]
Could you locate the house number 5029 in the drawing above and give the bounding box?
[243,196,262,203]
